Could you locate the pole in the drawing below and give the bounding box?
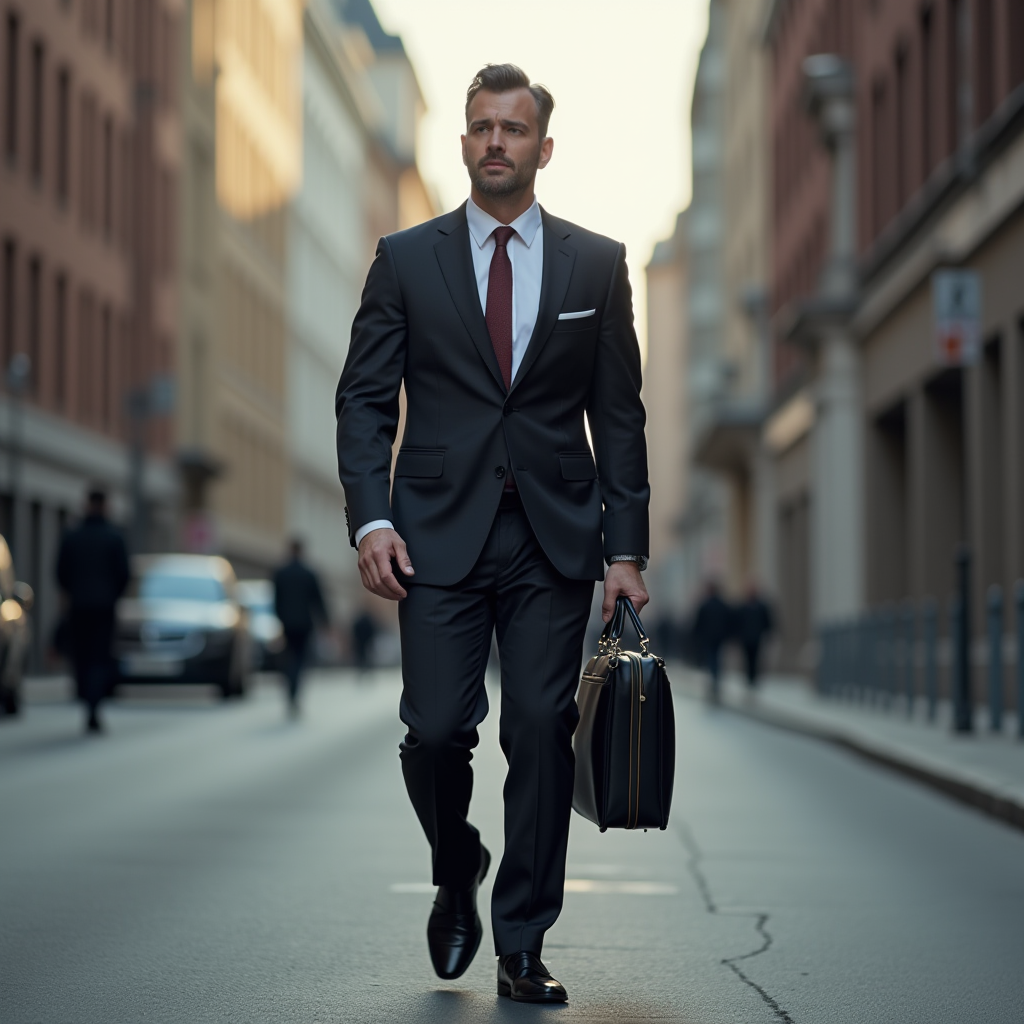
[904,600,916,716]
[987,585,1003,732]
[1016,581,1024,740]
[6,354,30,565]
[954,545,973,732]
[923,598,938,723]
[127,387,149,555]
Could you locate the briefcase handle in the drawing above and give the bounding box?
[598,596,652,657]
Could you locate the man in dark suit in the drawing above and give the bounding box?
[273,539,328,715]
[56,488,130,734]
[336,64,649,1003]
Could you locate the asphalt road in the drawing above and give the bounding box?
[1,671,1022,1024]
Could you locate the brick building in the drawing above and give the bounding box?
[0,0,179,667]
[763,0,1024,691]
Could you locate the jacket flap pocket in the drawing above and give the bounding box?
[395,449,444,478]
[559,452,597,481]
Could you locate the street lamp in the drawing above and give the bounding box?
[6,353,31,564]
[125,373,175,554]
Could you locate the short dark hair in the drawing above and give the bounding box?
[87,487,107,507]
[465,64,555,138]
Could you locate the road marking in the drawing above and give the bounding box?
[389,880,678,895]
[564,879,679,895]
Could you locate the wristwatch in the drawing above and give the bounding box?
[609,554,648,571]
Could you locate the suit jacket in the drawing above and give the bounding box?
[335,202,649,586]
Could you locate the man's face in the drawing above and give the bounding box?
[462,88,553,200]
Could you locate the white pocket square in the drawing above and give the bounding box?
[558,309,596,320]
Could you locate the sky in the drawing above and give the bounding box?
[370,0,709,355]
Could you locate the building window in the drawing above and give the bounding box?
[79,290,93,422]
[100,304,111,428]
[921,6,934,179]
[80,93,94,229]
[27,257,40,395]
[2,240,15,372]
[55,274,67,410]
[57,69,70,205]
[975,0,995,124]
[1010,0,1024,89]
[102,115,113,239]
[872,79,888,237]
[5,14,19,163]
[895,46,909,209]
[948,0,972,154]
[105,0,115,51]
[30,41,44,182]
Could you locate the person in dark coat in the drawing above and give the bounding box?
[351,610,378,674]
[273,539,328,714]
[691,580,733,702]
[56,488,130,734]
[735,585,774,688]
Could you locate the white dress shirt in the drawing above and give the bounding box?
[354,197,545,547]
[465,195,544,383]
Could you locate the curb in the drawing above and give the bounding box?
[722,695,1024,834]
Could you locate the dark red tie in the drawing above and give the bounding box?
[485,225,515,391]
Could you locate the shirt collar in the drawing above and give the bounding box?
[466,196,542,250]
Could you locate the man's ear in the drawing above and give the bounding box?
[538,136,554,171]
[461,135,468,167]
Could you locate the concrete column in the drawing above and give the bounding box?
[803,56,864,624]
[811,328,865,621]
[34,505,61,672]
[908,386,929,601]
[753,443,778,592]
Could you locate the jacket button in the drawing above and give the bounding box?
[494,466,506,479]
[503,404,513,417]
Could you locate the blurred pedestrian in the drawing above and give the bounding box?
[272,539,328,715]
[351,610,377,673]
[56,488,130,734]
[735,585,774,689]
[691,580,733,703]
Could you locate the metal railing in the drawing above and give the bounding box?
[817,580,1024,738]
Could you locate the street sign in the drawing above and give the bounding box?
[932,269,981,366]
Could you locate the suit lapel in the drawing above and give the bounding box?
[510,209,576,392]
[433,203,506,393]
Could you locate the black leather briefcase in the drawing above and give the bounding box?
[572,598,675,832]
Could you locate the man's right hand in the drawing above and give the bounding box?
[357,529,414,601]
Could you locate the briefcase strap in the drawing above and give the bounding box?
[598,596,653,658]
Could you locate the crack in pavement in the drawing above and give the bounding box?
[677,820,796,1024]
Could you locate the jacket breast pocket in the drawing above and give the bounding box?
[559,452,597,481]
[395,448,444,478]
[552,318,598,335]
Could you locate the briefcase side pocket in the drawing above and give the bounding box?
[573,668,612,826]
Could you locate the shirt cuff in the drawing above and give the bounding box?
[354,520,394,547]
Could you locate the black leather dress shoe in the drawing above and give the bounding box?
[497,951,568,1003]
[426,846,491,980]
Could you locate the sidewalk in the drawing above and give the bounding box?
[675,669,1024,832]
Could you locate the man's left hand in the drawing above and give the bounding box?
[602,561,649,622]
